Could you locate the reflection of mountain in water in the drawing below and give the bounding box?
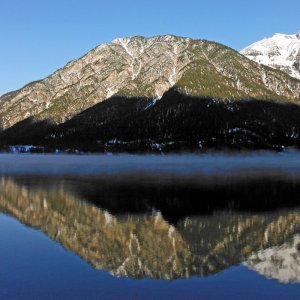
[0,177,300,281]
[246,235,300,284]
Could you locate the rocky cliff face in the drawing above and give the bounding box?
[1,35,300,131]
[241,31,300,80]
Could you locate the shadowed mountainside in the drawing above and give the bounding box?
[2,89,300,152]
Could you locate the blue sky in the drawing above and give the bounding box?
[0,0,299,96]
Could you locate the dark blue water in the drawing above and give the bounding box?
[0,153,300,299]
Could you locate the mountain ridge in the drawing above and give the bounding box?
[1,34,300,132]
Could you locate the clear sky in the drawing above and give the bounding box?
[0,0,299,96]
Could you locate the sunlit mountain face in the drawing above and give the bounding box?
[1,174,300,281]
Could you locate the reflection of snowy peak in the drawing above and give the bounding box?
[245,235,300,283]
[241,31,300,79]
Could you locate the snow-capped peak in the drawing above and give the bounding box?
[241,31,300,79]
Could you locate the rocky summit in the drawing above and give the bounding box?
[1,35,300,152]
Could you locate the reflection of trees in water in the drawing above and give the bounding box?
[0,177,300,281]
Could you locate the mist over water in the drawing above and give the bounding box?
[1,151,300,176]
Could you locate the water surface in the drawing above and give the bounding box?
[1,153,300,299]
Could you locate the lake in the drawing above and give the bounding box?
[0,152,300,299]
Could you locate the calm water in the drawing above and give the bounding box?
[1,153,300,299]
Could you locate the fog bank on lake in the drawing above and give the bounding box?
[0,152,300,178]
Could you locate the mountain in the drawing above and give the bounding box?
[1,35,300,151]
[241,31,300,79]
